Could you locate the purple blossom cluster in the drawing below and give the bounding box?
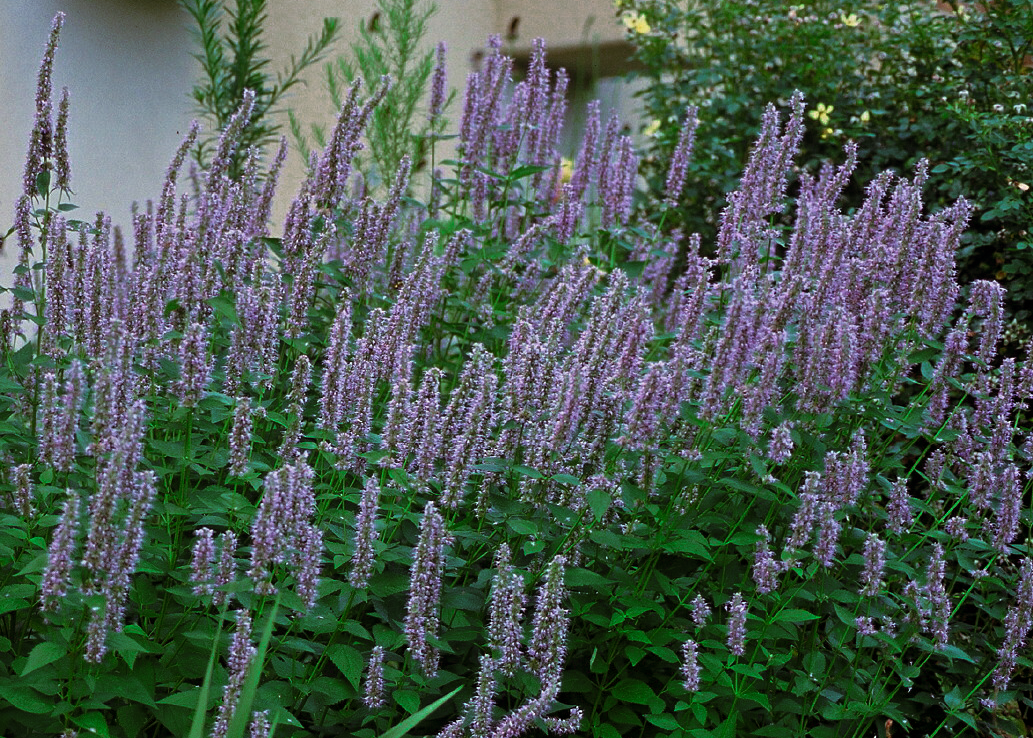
[349,476,381,588]
[487,544,526,677]
[16,18,1033,733]
[211,611,257,738]
[725,592,748,657]
[190,528,239,608]
[247,460,322,607]
[406,501,452,677]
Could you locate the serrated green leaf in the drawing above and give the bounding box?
[550,473,580,485]
[0,598,30,617]
[394,690,420,715]
[0,682,51,713]
[771,609,820,624]
[159,688,203,708]
[644,713,679,730]
[612,678,657,705]
[20,641,65,676]
[944,686,965,711]
[72,712,111,738]
[325,644,363,689]
[565,568,612,588]
[587,488,610,521]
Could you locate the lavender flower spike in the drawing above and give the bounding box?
[190,527,216,597]
[528,555,569,684]
[363,645,387,708]
[24,13,65,199]
[725,592,748,657]
[488,543,526,677]
[429,42,448,127]
[681,639,701,692]
[40,491,80,611]
[664,106,699,205]
[859,533,886,598]
[211,611,257,738]
[405,501,452,677]
[752,526,779,594]
[349,476,380,588]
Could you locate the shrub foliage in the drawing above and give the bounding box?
[1,11,1032,738]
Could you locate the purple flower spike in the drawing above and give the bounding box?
[228,397,253,476]
[528,555,569,685]
[406,501,452,677]
[190,527,216,597]
[725,592,748,657]
[990,559,1033,692]
[211,611,257,738]
[690,594,711,628]
[859,533,886,598]
[885,478,913,536]
[752,525,779,594]
[40,491,80,611]
[364,645,387,708]
[681,639,701,692]
[488,543,526,677]
[665,106,699,206]
[24,13,65,199]
[349,476,380,588]
[429,42,448,127]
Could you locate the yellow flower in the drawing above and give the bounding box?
[808,102,834,126]
[622,12,651,34]
[559,157,574,185]
[859,110,871,124]
[840,12,861,27]
[643,119,662,137]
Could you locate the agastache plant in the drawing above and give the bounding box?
[4,11,1033,738]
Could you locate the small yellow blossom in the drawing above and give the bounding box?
[808,102,834,127]
[840,12,861,27]
[622,12,651,34]
[859,110,871,124]
[643,119,662,137]
[559,157,574,185]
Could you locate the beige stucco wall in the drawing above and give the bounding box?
[1,0,631,281]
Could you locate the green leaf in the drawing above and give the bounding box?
[644,713,679,730]
[585,491,611,528]
[506,518,538,536]
[35,169,51,197]
[565,568,612,589]
[472,458,510,473]
[507,164,552,180]
[550,473,580,486]
[0,598,30,617]
[380,686,461,738]
[72,712,111,738]
[512,465,544,480]
[20,642,65,676]
[325,643,363,689]
[0,682,52,713]
[944,686,965,711]
[612,678,657,705]
[394,689,420,715]
[159,689,203,708]
[770,609,820,624]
